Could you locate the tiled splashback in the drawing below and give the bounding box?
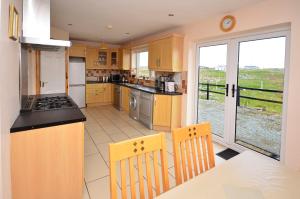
[86,69,129,77]
[86,69,186,93]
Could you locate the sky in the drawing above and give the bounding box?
[137,51,148,67]
[199,37,286,69]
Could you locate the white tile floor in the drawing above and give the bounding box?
[81,106,227,199]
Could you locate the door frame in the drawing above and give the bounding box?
[195,27,291,161]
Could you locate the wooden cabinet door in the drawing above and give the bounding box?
[86,89,99,103]
[120,48,131,70]
[86,47,99,69]
[109,49,119,69]
[69,44,86,57]
[160,37,173,71]
[148,41,160,70]
[86,84,100,103]
[153,95,172,127]
[103,84,112,103]
[121,86,130,112]
[98,50,108,68]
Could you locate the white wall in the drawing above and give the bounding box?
[51,26,70,40]
[0,0,22,198]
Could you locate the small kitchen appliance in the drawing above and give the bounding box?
[165,82,177,92]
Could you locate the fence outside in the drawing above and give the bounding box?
[199,83,283,106]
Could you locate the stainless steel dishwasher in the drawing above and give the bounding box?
[139,91,154,129]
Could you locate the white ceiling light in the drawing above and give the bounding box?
[106,25,113,30]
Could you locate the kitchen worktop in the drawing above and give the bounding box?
[86,81,183,95]
[10,94,86,133]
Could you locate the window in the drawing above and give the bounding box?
[131,49,154,79]
[136,50,150,78]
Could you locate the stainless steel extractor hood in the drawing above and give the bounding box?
[20,0,71,49]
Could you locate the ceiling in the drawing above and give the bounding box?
[51,0,264,44]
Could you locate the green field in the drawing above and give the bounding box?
[199,68,284,114]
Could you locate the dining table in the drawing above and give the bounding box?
[156,150,300,199]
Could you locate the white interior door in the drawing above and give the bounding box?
[40,49,66,94]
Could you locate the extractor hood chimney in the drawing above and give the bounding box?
[20,0,71,49]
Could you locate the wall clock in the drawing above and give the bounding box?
[220,15,236,32]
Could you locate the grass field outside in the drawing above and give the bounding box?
[198,67,284,114]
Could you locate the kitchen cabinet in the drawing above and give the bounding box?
[86,47,99,69]
[86,83,112,105]
[148,35,183,72]
[121,86,130,112]
[11,122,84,199]
[153,94,182,131]
[120,48,131,70]
[98,49,108,68]
[69,44,86,57]
[86,47,121,69]
[109,49,120,69]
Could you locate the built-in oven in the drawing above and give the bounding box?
[113,85,121,110]
[129,89,140,120]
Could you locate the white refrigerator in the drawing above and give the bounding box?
[69,58,86,108]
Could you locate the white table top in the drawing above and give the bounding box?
[156,151,300,199]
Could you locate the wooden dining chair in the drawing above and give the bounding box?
[109,133,170,199]
[172,122,215,185]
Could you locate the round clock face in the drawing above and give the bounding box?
[220,15,236,32]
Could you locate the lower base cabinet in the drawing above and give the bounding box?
[121,86,130,112]
[86,83,112,106]
[11,122,84,199]
[153,95,181,131]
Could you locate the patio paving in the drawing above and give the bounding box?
[198,99,281,156]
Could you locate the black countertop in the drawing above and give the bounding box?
[10,94,86,133]
[86,81,183,96]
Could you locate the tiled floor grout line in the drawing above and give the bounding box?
[84,180,92,199]
[85,107,130,190]
[94,107,140,139]
[86,174,110,184]
[85,123,111,169]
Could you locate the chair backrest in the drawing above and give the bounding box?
[109,133,169,199]
[172,122,215,185]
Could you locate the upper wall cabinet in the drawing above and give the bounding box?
[120,48,131,70]
[98,49,108,68]
[86,47,99,69]
[69,44,86,58]
[86,46,122,69]
[109,49,120,69]
[148,35,183,72]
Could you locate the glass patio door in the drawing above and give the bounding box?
[234,34,288,159]
[197,43,229,141]
[196,30,289,160]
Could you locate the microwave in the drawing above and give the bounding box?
[111,74,121,82]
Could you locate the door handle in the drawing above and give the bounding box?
[232,84,235,97]
[225,84,229,96]
[41,81,48,87]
